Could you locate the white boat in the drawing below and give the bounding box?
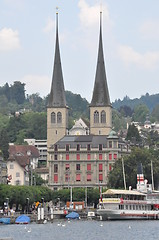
[97,164,159,220]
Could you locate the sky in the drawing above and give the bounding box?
[0,0,159,103]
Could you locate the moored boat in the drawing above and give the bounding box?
[0,218,10,224]
[97,163,159,220]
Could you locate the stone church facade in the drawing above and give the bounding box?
[47,12,126,190]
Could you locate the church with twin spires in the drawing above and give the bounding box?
[47,12,120,190]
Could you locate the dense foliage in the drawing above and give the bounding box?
[0,185,100,211]
[113,93,159,113]
[108,148,159,190]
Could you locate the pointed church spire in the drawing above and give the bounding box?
[90,12,111,107]
[48,12,66,107]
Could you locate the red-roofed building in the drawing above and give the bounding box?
[7,145,40,186]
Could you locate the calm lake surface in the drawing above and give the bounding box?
[0,220,158,240]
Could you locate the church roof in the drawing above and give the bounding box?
[48,13,66,108]
[53,135,118,149]
[90,12,111,107]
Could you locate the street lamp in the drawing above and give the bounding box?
[26,198,29,214]
[41,197,44,208]
[57,197,60,209]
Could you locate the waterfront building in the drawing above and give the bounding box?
[7,145,39,185]
[47,12,128,190]
[24,139,47,167]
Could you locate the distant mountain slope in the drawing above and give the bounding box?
[112,93,159,112]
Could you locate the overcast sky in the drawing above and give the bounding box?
[0,0,159,103]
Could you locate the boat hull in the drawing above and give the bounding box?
[97,209,159,221]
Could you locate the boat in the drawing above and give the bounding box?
[97,163,159,220]
[15,215,30,224]
[65,211,79,219]
[0,217,10,224]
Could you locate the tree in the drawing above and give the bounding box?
[126,123,141,143]
[112,109,127,132]
[108,148,159,189]
[151,104,159,121]
[0,129,9,160]
[132,104,149,123]
[10,81,25,104]
[119,105,133,117]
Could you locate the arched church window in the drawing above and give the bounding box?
[94,110,99,123]
[51,112,56,123]
[57,112,62,123]
[101,110,106,123]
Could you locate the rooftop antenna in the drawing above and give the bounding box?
[100,0,103,13]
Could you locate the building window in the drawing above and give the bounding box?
[57,112,62,123]
[114,154,117,160]
[16,172,20,177]
[99,144,102,151]
[66,154,69,160]
[76,174,81,181]
[54,164,58,173]
[99,164,103,172]
[101,110,106,123]
[51,112,56,123]
[10,164,14,169]
[76,164,80,171]
[99,154,102,160]
[15,180,21,185]
[87,154,91,160]
[87,174,91,181]
[87,144,91,151]
[87,164,91,171]
[114,141,117,148]
[54,154,58,160]
[77,144,80,151]
[77,154,80,160]
[65,174,70,182]
[54,174,58,183]
[54,145,58,151]
[66,145,69,152]
[109,154,112,160]
[94,110,99,123]
[109,141,112,148]
[65,164,70,171]
[99,174,103,182]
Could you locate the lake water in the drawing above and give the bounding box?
[0,220,158,240]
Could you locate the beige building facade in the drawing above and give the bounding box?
[47,12,121,190]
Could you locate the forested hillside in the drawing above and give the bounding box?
[113,93,159,112]
[0,81,159,160]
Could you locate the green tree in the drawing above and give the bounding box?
[0,129,9,160]
[126,123,141,143]
[108,148,159,189]
[7,115,27,143]
[132,104,149,123]
[10,81,25,104]
[112,109,127,132]
[23,112,47,139]
[151,104,159,121]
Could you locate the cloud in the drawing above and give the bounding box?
[118,45,159,69]
[0,28,21,51]
[78,0,111,28]
[140,20,159,40]
[43,17,55,33]
[19,75,50,97]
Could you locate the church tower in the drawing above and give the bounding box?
[47,12,68,151]
[90,12,112,135]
